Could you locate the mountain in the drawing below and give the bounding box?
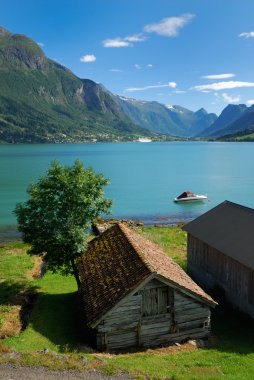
[0,25,218,143]
[0,26,150,143]
[199,104,248,137]
[112,95,217,137]
[215,105,254,137]
[216,126,254,142]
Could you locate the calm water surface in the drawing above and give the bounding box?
[1,141,254,238]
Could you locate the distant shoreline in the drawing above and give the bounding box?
[0,212,199,242]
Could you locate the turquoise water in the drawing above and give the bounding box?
[1,141,254,237]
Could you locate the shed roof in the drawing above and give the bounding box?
[182,200,254,270]
[78,223,216,327]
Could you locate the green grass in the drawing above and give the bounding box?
[4,272,80,353]
[0,242,37,338]
[0,242,32,280]
[2,228,254,379]
[0,242,35,306]
[0,242,80,352]
[236,133,254,141]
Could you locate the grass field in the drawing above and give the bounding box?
[5,272,79,352]
[236,133,254,141]
[1,227,254,379]
[0,242,36,339]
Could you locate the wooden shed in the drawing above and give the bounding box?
[183,200,254,318]
[78,223,216,351]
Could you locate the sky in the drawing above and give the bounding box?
[1,0,254,115]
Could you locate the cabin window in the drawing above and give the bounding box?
[140,286,173,317]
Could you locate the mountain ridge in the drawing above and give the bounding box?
[200,103,254,139]
[0,26,151,143]
[5,25,251,143]
[112,94,217,137]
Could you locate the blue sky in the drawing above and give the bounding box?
[1,0,254,115]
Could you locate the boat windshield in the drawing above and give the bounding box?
[177,191,195,199]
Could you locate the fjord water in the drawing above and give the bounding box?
[1,141,254,238]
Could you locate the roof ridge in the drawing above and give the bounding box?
[183,200,254,231]
[223,200,254,213]
[115,223,215,306]
[116,223,156,273]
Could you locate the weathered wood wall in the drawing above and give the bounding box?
[96,278,211,351]
[187,234,254,318]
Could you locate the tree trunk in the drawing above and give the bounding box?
[71,257,81,289]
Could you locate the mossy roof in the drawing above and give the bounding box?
[78,223,216,327]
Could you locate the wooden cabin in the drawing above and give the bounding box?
[183,201,254,318]
[78,223,216,351]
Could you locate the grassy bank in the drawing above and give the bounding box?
[5,272,79,352]
[137,226,187,269]
[1,227,254,379]
[0,242,35,338]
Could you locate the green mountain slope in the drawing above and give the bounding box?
[200,103,254,139]
[113,96,217,137]
[216,127,254,142]
[0,26,150,143]
[215,105,254,138]
[199,104,248,137]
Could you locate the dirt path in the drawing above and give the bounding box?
[0,364,133,380]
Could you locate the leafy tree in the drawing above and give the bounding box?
[14,160,112,288]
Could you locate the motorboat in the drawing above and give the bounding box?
[174,191,207,203]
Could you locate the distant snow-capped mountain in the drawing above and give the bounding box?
[112,95,217,137]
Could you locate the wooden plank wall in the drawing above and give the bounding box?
[96,295,141,350]
[187,234,254,318]
[96,278,211,351]
[140,289,210,348]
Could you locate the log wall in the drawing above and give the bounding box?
[96,278,211,351]
[187,234,254,318]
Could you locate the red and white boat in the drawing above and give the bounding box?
[174,191,207,203]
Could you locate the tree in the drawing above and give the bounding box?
[14,160,112,288]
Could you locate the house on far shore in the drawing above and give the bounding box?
[183,200,254,319]
[78,223,216,351]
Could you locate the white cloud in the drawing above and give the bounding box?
[143,14,195,37]
[221,93,241,104]
[134,64,153,70]
[80,54,96,63]
[168,82,177,88]
[134,64,142,70]
[202,73,235,80]
[103,38,131,48]
[125,34,146,42]
[37,42,44,47]
[125,82,177,92]
[110,68,123,72]
[103,14,194,50]
[193,81,254,91]
[247,99,254,106]
[239,32,254,38]
[173,90,186,94]
[102,33,146,48]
